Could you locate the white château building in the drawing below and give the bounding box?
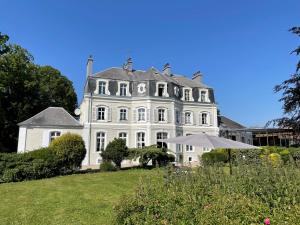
[17,57,219,167]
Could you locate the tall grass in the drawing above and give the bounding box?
[115,164,300,224]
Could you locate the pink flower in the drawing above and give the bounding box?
[264,218,270,225]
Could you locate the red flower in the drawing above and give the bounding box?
[264,218,270,225]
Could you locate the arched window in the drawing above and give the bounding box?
[156,132,168,149]
[98,107,106,120]
[138,108,146,121]
[119,108,127,121]
[119,132,127,145]
[136,132,145,148]
[96,132,105,152]
[202,113,208,125]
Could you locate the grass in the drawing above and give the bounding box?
[0,169,161,225]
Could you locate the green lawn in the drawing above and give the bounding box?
[0,169,161,225]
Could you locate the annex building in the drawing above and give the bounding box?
[17,57,219,167]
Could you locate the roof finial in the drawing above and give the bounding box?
[123,57,133,72]
[162,63,171,76]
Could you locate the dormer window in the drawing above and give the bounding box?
[99,81,106,95]
[155,82,169,97]
[158,84,165,97]
[200,91,206,102]
[184,89,190,101]
[120,83,127,96]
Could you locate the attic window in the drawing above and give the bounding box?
[158,84,165,97]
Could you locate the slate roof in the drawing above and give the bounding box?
[91,67,210,88]
[219,116,246,130]
[18,107,82,127]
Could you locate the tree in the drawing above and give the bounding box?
[128,145,175,168]
[101,138,128,168]
[271,27,300,137]
[0,33,78,152]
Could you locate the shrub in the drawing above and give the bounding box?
[268,153,282,166]
[279,149,291,163]
[100,161,117,172]
[101,138,128,168]
[201,150,228,166]
[50,133,86,171]
[128,145,175,167]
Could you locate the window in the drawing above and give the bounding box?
[120,108,127,121]
[174,86,179,96]
[119,132,127,145]
[185,112,192,124]
[176,110,180,124]
[97,107,105,120]
[50,131,61,142]
[96,132,105,152]
[138,108,146,121]
[241,136,245,143]
[201,113,208,125]
[120,83,127,96]
[137,132,145,148]
[158,84,165,97]
[156,132,168,149]
[188,156,193,162]
[99,81,106,95]
[158,109,165,122]
[200,91,206,102]
[186,134,193,152]
[184,89,190,101]
[203,147,210,152]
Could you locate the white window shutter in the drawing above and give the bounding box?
[167,109,171,123]
[132,109,137,122]
[147,109,150,122]
[107,108,112,122]
[92,107,97,121]
[154,109,158,123]
[192,113,196,125]
[181,113,185,125]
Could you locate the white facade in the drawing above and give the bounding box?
[17,58,219,167]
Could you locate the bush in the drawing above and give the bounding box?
[279,149,291,163]
[0,133,86,183]
[268,153,282,166]
[128,145,175,168]
[100,161,117,172]
[50,133,86,171]
[114,164,300,224]
[101,138,128,168]
[201,150,228,166]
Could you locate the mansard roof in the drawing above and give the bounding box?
[18,107,82,127]
[91,67,210,88]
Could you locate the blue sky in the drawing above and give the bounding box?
[1,0,299,127]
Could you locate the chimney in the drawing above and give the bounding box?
[86,55,93,78]
[162,63,171,76]
[192,71,203,83]
[123,57,133,72]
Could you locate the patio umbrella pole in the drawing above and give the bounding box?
[227,149,233,175]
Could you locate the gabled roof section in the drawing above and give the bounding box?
[18,107,82,127]
[219,116,246,130]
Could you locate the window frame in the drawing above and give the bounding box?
[118,132,128,145]
[97,107,106,121]
[136,132,146,148]
[96,132,106,152]
[137,108,146,122]
[119,108,128,121]
[49,131,61,142]
[155,81,169,97]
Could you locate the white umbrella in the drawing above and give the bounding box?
[163,133,259,174]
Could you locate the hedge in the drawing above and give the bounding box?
[0,133,86,183]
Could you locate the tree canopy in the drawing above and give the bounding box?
[271,27,300,136]
[0,32,77,152]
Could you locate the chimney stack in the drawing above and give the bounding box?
[162,63,171,76]
[192,71,203,83]
[123,57,133,72]
[86,55,93,78]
